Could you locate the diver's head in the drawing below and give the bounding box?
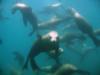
[48,31,59,42]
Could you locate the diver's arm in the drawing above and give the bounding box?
[54,39,61,56]
[50,38,62,64]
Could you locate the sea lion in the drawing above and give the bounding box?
[12,2,38,36]
[68,7,100,46]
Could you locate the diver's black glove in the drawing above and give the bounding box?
[49,48,63,58]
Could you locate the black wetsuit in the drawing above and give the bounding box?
[23,36,60,71]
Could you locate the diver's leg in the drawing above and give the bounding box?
[54,56,61,65]
[30,56,40,71]
[47,50,61,65]
[29,49,41,71]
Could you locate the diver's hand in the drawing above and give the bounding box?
[50,50,56,55]
[49,48,63,57]
[49,50,57,58]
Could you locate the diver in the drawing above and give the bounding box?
[11,2,38,36]
[23,31,63,72]
[68,7,100,47]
